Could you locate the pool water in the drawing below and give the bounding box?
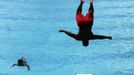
[0,0,134,75]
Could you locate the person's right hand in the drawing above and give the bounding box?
[59,30,65,32]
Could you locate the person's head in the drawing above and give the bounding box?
[82,40,89,47]
[18,59,24,66]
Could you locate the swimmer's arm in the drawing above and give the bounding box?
[25,64,30,71]
[11,64,17,67]
[59,30,79,40]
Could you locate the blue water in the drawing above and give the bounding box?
[0,0,134,75]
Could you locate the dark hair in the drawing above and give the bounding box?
[18,59,24,65]
[82,40,89,47]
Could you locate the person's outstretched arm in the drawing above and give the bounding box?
[59,30,79,40]
[11,64,17,67]
[25,64,30,71]
[91,35,112,40]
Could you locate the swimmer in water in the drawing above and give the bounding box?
[11,57,30,71]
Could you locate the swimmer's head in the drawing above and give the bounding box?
[82,40,89,47]
[18,59,24,65]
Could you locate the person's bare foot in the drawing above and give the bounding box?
[81,0,84,2]
[90,0,93,3]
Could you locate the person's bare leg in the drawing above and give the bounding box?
[88,0,94,15]
[76,0,84,14]
[90,0,93,3]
